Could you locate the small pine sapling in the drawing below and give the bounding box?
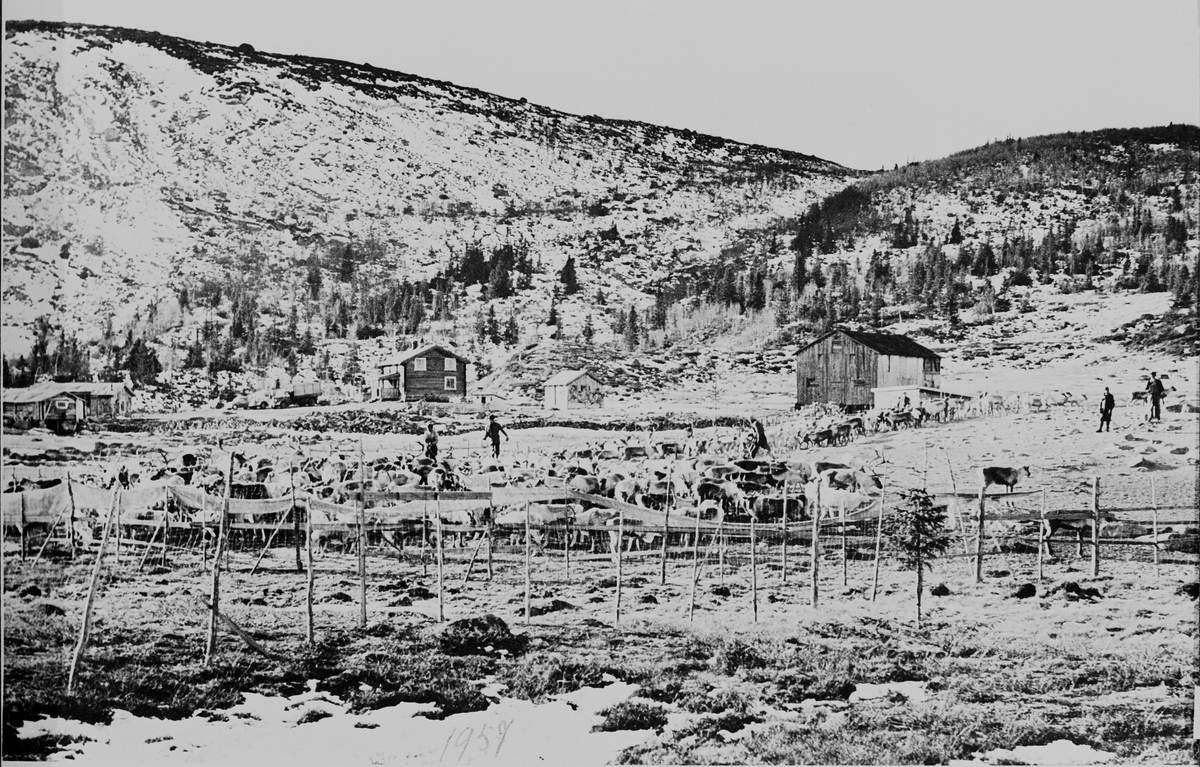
[882,489,953,627]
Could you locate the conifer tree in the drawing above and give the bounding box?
[624,306,640,350]
[559,255,580,295]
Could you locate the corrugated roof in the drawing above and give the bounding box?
[797,328,939,359]
[376,343,470,368]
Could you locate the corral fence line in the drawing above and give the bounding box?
[4,472,1196,683]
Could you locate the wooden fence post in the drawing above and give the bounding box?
[205,453,234,664]
[358,441,367,629]
[421,500,429,578]
[688,507,701,623]
[66,488,120,695]
[20,492,27,561]
[564,512,571,582]
[615,511,624,625]
[974,482,986,583]
[524,501,532,625]
[1150,476,1160,576]
[751,514,760,621]
[1090,477,1100,577]
[660,468,672,586]
[66,471,77,561]
[1037,489,1047,582]
[781,481,788,584]
[305,491,315,645]
[718,517,725,588]
[810,481,820,608]
[840,501,848,588]
[291,461,301,572]
[436,492,445,623]
[871,480,885,602]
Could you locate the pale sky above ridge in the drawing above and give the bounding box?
[6,0,1199,170]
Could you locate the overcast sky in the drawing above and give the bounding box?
[6,0,1199,170]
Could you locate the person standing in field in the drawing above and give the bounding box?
[1097,387,1115,432]
[748,416,770,458]
[423,422,439,461]
[1145,372,1166,422]
[484,414,508,459]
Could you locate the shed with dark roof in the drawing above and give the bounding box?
[795,327,941,409]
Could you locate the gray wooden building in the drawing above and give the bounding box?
[795,328,941,409]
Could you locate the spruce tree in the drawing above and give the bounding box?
[624,306,640,350]
[559,255,580,295]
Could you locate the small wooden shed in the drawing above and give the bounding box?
[795,328,941,409]
[543,370,604,410]
[376,343,469,403]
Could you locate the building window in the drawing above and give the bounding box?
[444,376,457,391]
[414,358,426,371]
[923,358,940,374]
[443,357,457,371]
[805,378,817,388]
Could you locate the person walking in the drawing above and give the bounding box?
[423,423,439,461]
[1097,387,1115,432]
[1146,372,1166,422]
[484,414,508,459]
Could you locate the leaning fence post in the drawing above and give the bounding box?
[436,492,445,623]
[66,471,77,561]
[974,482,986,583]
[67,488,120,695]
[615,510,624,625]
[1090,477,1100,577]
[871,480,886,602]
[688,506,702,622]
[1150,476,1160,576]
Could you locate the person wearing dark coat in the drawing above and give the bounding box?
[1146,372,1166,421]
[749,417,770,458]
[484,414,509,459]
[1097,387,1115,432]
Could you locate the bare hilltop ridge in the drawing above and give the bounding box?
[2,20,1197,408]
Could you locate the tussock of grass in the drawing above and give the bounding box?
[593,701,669,732]
[499,652,611,703]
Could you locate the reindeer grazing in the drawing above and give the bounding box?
[978,466,1030,493]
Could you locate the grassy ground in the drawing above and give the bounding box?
[3,537,1196,764]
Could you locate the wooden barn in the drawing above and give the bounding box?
[543,370,604,410]
[375,344,469,403]
[795,328,941,409]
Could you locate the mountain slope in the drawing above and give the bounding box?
[2,20,852,356]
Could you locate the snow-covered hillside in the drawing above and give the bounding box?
[2,21,852,355]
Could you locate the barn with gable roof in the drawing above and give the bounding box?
[795,327,941,409]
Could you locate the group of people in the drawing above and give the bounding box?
[423,414,510,462]
[1096,372,1167,432]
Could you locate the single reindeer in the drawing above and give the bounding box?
[978,466,1030,493]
